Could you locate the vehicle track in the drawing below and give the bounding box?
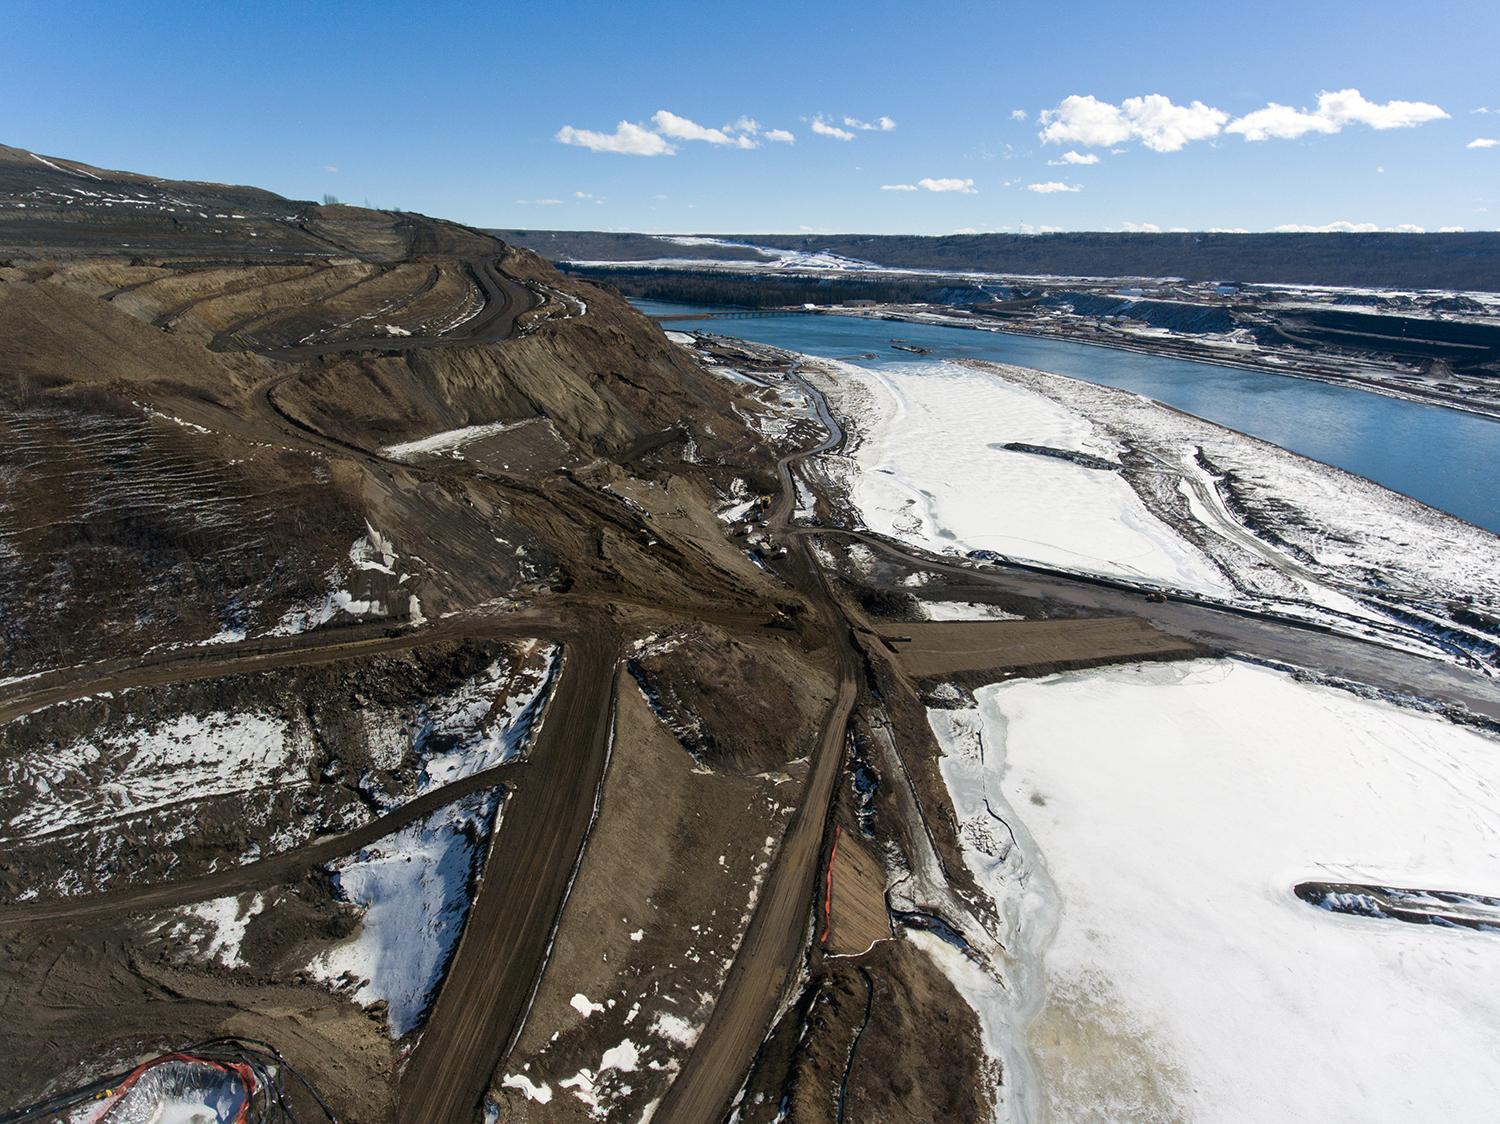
[653,361,859,1124]
[395,629,619,1124]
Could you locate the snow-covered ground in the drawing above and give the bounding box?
[160,892,265,970]
[809,359,1233,593]
[412,642,558,793]
[382,418,539,461]
[308,792,498,1038]
[268,525,418,636]
[807,357,1500,669]
[927,659,1500,1123]
[1,710,309,841]
[307,642,555,1035]
[919,600,1026,622]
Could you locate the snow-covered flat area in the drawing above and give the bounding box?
[308,792,497,1038]
[809,359,1233,593]
[808,357,1500,668]
[928,659,1500,1123]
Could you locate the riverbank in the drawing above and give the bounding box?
[797,302,1500,423]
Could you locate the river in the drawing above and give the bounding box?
[635,299,1500,534]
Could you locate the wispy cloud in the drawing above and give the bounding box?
[652,110,756,148]
[556,110,796,155]
[843,115,897,132]
[1048,150,1100,166]
[1027,181,1082,194]
[882,178,977,194]
[1468,137,1499,149]
[1121,222,1162,233]
[1009,109,1028,122]
[811,117,856,140]
[556,121,675,156]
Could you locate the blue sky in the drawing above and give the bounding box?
[2,0,1496,234]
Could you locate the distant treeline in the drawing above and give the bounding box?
[561,266,960,308]
[498,229,1500,292]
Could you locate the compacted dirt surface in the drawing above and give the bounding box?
[14,144,1491,1124]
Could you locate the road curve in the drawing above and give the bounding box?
[396,627,620,1124]
[249,257,540,361]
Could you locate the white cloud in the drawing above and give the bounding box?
[1019,223,1064,234]
[323,164,339,173]
[1271,221,1426,233]
[1207,227,1250,234]
[953,226,980,234]
[1317,88,1449,130]
[1123,94,1229,151]
[1040,88,1448,152]
[574,191,592,198]
[1227,89,1448,141]
[1039,94,1226,152]
[731,116,760,134]
[1440,226,1467,232]
[652,110,745,146]
[918,177,977,193]
[1468,137,1499,149]
[1121,222,1162,233]
[1010,109,1028,122]
[534,199,563,206]
[811,118,856,140]
[556,121,674,156]
[1027,181,1082,193]
[1049,150,1100,166]
[844,115,897,131]
[882,178,977,194]
[1224,103,1334,142]
[763,128,795,143]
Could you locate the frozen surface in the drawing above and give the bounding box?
[811,356,1500,668]
[308,792,497,1038]
[811,360,1233,593]
[929,659,1500,1123]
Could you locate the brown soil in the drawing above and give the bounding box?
[874,616,1201,679]
[824,829,892,958]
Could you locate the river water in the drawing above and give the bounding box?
[635,299,1500,534]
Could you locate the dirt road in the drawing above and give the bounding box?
[653,362,859,1124]
[251,257,539,360]
[395,627,620,1124]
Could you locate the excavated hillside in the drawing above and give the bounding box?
[0,147,992,1124]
